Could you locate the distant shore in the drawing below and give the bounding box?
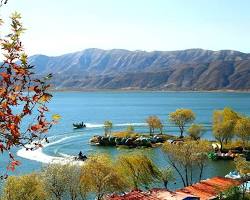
[49,88,250,93]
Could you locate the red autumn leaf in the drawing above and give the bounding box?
[13,116,21,124]
[30,124,42,132]
[0,72,10,79]
[0,87,6,96]
[0,112,4,117]
[33,94,39,102]
[33,86,41,93]
[1,101,8,109]
[14,85,21,92]
[39,93,52,103]
[7,160,21,171]
[8,124,20,138]
[0,12,57,173]
[14,67,26,75]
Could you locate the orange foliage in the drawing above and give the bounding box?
[0,12,59,175]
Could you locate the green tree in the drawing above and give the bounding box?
[64,164,82,200]
[218,186,250,200]
[1,173,48,200]
[162,140,211,187]
[169,109,195,138]
[104,120,113,136]
[234,156,250,176]
[234,156,250,199]
[127,125,135,133]
[117,153,160,189]
[79,177,91,200]
[159,122,164,134]
[42,164,80,200]
[213,108,240,150]
[159,167,175,189]
[234,117,250,149]
[187,124,205,140]
[146,116,163,135]
[80,154,128,200]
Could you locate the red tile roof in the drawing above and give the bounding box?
[107,177,241,200]
[108,190,157,200]
[108,189,198,200]
[176,176,241,200]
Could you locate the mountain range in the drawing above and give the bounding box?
[29,48,250,90]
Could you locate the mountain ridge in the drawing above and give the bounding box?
[29,48,250,90]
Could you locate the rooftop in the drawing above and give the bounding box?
[176,176,241,200]
[107,177,242,200]
[108,188,198,200]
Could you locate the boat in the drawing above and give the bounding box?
[73,122,86,129]
[74,151,87,161]
[225,171,241,179]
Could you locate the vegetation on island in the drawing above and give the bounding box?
[169,109,195,138]
[146,115,163,135]
[187,123,205,140]
[234,117,250,149]
[104,120,113,137]
[212,108,240,150]
[90,121,175,148]
[212,107,250,151]
[126,125,135,133]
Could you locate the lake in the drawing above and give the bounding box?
[2,91,250,189]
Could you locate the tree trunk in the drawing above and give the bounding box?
[219,140,223,151]
[190,166,193,184]
[164,181,168,189]
[199,164,204,181]
[242,182,246,200]
[242,139,246,150]
[70,190,77,200]
[56,195,62,200]
[97,193,103,200]
[180,126,184,138]
[134,181,138,190]
[169,159,186,187]
[185,166,189,186]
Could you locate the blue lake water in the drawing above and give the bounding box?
[1,91,250,189]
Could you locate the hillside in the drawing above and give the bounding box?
[29,48,250,90]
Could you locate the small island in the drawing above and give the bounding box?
[90,132,176,148]
[90,109,250,162]
[90,117,177,148]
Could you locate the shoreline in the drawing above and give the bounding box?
[49,88,250,93]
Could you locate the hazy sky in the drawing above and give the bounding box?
[1,0,250,56]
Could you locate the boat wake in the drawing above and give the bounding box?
[17,135,84,165]
[17,122,147,164]
[85,122,146,128]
